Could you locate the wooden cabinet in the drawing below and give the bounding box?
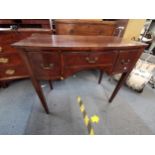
[53,19,128,36]
[0,19,52,87]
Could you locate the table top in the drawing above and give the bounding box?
[12,34,148,50]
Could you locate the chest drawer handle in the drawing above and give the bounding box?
[5,69,15,75]
[41,63,54,70]
[0,47,2,52]
[0,58,9,64]
[86,57,98,64]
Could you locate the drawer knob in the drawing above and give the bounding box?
[41,63,54,70]
[86,57,98,64]
[5,69,15,75]
[0,57,9,64]
[123,67,127,71]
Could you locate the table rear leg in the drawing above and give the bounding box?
[98,70,104,84]
[48,80,53,90]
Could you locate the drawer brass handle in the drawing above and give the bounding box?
[85,57,98,64]
[0,47,2,52]
[121,59,131,65]
[41,63,54,70]
[0,57,9,64]
[60,76,64,80]
[5,69,15,75]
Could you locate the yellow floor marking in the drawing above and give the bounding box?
[77,96,81,103]
[80,104,85,112]
[90,128,95,135]
[77,96,100,135]
[91,115,100,123]
[84,115,89,126]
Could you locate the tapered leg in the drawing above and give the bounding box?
[19,50,50,114]
[109,72,128,103]
[31,78,50,114]
[48,80,53,90]
[98,70,104,84]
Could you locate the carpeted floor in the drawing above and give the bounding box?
[0,70,155,134]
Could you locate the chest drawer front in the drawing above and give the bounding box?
[63,51,117,67]
[27,52,61,80]
[0,53,23,66]
[112,50,141,73]
[0,45,18,53]
[0,33,14,44]
[0,65,28,80]
[0,32,18,44]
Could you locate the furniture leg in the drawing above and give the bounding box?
[98,70,104,84]
[109,72,128,103]
[20,51,50,114]
[31,78,50,114]
[48,80,53,90]
[0,81,9,88]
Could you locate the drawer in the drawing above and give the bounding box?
[112,50,141,73]
[0,45,18,53]
[63,51,117,67]
[0,53,23,66]
[27,52,61,80]
[0,33,17,44]
[0,65,28,80]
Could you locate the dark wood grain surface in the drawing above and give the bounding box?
[13,34,147,50]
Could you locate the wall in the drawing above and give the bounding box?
[123,19,146,41]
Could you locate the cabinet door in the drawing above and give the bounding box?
[27,52,61,80]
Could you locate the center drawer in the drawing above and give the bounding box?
[63,51,117,67]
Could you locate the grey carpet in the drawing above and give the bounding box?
[0,80,35,134]
[25,71,153,135]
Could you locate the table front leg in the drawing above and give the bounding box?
[20,50,50,114]
[31,77,50,114]
[109,72,128,103]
